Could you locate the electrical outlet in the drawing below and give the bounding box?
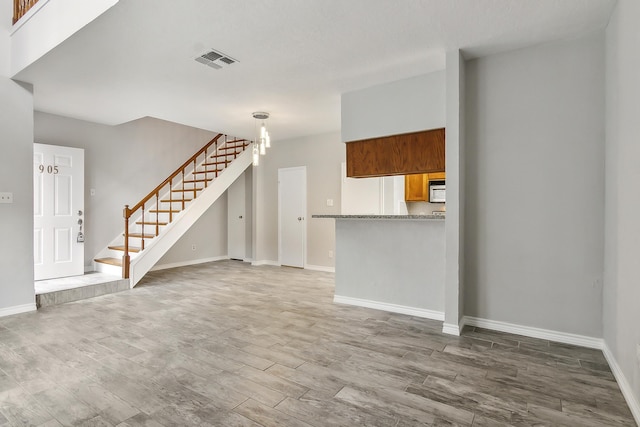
[191,244,196,251]
[328,250,333,258]
[0,192,13,204]
[326,199,334,207]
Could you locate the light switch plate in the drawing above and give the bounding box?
[0,192,13,204]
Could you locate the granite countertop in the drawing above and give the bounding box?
[312,214,445,220]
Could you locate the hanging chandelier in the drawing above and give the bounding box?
[252,112,271,166]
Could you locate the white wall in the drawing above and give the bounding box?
[10,0,119,76]
[0,2,35,315]
[255,132,343,268]
[341,71,446,142]
[34,112,227,269]
[341,163,381,215]
[443,50,466,334]
[464,32,605,338]
[604,0,640,419]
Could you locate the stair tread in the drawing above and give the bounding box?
[172,188,202,193]
[149,209,181,213]
[211,154,240,159]
[203,161,229,166]
[109,245,141,253]
[95,257,122,266]
[219,143,248,149]
[183,179,211,183]
[135,221,168,225]
[193,170,222,174]
[161,198,193,202]
[127,233,156,238]
[218,147,246,152]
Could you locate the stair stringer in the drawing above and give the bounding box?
[129,147,253,287]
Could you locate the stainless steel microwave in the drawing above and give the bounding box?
[429,183,446,203]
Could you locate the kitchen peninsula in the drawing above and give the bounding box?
[312,214,445,320]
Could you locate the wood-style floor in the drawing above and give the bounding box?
[0,261,635,426]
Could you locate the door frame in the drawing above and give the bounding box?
[227,173,246,261]
[278,166,307,268]
[33,143,85,280]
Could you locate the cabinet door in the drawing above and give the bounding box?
[404,174,428,201]
[429,172,446,181]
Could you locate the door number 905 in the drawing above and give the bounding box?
[38,164,59,174]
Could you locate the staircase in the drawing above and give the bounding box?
[94,134,253,287]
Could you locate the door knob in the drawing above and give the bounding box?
[298,217,302,221]
[239,215,243,219]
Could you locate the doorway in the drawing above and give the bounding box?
[278,166,306,268]
[34,143,85,280]
[227,173,246,260]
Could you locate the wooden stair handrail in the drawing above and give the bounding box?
[125,134,222,216]
[13,0,40,24]
[121,134,250,278]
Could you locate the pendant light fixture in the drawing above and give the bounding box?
[252,112,271,166]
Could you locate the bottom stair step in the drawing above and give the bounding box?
[35,273,130,308]
[95,257,122,267]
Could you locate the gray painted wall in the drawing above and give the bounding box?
[464,32,606,337]
[156,193,228,267]
[256,132,343,267]
[0,79,35,312]
[604,0,640,411]
[0,3,35,313]
[335,219,445,312]
[34,113,228,269]
[0,1,9,76]
[444,50,466,331]
[341,71,446,142]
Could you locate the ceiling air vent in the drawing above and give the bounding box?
[195,49,238,70]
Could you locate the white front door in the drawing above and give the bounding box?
[34,143,85,280]
[278,167,306,268]
[227,173,246,260]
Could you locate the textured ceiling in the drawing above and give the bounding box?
[14,0,616,141]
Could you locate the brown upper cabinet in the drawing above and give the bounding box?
[345,128,445,178]
[405,172,446,202]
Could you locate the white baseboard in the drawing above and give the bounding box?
[150,256,229,272]
[334,295,444,321]
[442,323,461,336]
[305,264,335,273]
[251,260,281,267]
[462,316,603,349]
[603,343,640,426]
[442,316,467,336]
[0,303,37,318]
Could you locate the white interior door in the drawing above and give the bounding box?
[34,143,84,280]
[227,173,246,260]
[278,167,306,268]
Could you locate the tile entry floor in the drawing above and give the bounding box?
[0,260,635,426]
[35,273,124,294]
